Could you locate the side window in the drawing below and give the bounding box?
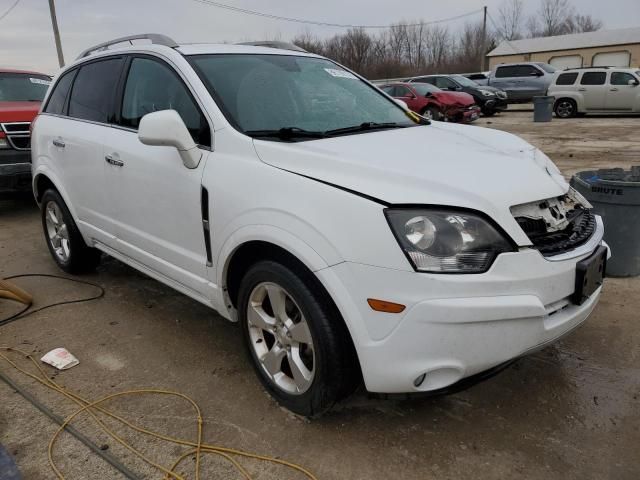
[68,58,123,123]
[381,86,395,96]
[395,86,411,97]
[495,66,516,78]
[580,72,606,85]
[610,72,637,85]
[435,77,454,89]
[44,69,76,115]
[555,72,579,86]
[518,65,541,77]
[121,57,211,148]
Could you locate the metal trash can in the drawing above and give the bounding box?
[571,167,640,277]
[533,96,554,122]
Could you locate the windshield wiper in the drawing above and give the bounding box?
[245,127,326,141]
[324,122,413,136]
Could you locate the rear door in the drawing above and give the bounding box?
[105,55,213,297]
[579,71,608,110]
[40,57,124,246]
[605,71,638,111]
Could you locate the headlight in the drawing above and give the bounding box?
[0,137,9,149]
[479,90,495,97]
[385,208,515,273]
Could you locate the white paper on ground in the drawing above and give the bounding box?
[41,348,79,370]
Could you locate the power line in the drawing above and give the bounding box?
[191,0,483,29]
[0,0,21,22]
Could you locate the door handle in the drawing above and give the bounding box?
[105,154,124,167]
[610,88,619,92]
[52,138,65,148]
[578,88,587,92]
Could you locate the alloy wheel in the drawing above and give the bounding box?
[247,282,315,395]
[44,201,70,262]
[557,101,575,118]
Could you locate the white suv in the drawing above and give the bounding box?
[32,34,608,416]
[549,67,640,118]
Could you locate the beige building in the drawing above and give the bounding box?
[487,27,640,70]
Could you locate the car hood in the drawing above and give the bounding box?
[253,122,569,245]
[433,91,475,106]
[0,101,40,123]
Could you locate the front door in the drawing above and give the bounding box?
[106,55,213,298]
[605,72,639,111]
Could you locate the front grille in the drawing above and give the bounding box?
[517,208,596,256]
[1,122,32,151]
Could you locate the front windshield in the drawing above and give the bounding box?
[450,75,479,88]
[412,83,441,95]
[188,54,415,136]
[0,73,51,102]
[537,63,556,73]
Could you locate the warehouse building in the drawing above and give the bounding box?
[487,27,640,70]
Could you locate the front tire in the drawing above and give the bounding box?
[238,260,357,417]
[41,189,101,274]
[422,106,442,121]
[555,99,577,118]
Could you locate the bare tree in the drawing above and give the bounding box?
[497,0,525,40]
[564,13,603,33]
[529,0,575,37]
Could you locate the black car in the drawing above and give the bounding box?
[408,74,508,116]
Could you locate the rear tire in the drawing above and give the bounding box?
[238,260,358,417]
[41,189,101,274]
[554,98,577,118]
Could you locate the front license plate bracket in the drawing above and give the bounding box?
[572,245,607,305]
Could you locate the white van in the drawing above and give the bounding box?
[31,35,608,416]
[549,67,640,117]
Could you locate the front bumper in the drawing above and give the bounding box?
[448,106,481,123]
[317,242,606,394]
[0,150,31,193]
[482,97,509,112]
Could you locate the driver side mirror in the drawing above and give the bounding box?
[629,79,639,86]
[531,70,544,77]
[138,110,202,169]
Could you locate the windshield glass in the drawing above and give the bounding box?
[412,83,441,95]
[450,75,479,88]
[537,63,556,73]
[188,54,415,136]
[0,73,51,102]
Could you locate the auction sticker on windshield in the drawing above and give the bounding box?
[324,68,357,79]
[30,78,51,85]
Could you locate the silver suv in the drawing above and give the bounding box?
[548,67,640,118]
[487,62,556,102]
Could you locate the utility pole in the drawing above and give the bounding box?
[47,0,65,67]
[480,5,487,71]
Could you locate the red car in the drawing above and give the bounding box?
[0,69,51,193]
[380,82,480,123]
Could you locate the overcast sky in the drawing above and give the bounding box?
[1,0,639,74]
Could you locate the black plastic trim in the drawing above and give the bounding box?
[201,186,213,266]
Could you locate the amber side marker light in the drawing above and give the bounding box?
[367,298,406,313]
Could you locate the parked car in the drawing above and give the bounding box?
[0,69,51,193]
[486,62,556,102]
[408,74,508,116]
[463,71,490,86]
[379,82,480,122]
[33,35,608,417]
[548,67,640,118]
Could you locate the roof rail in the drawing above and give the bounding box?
[77,33,178,59]
[235,41,307,53]
[564,66,613,70]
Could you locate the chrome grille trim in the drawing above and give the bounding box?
[1,122,32,151]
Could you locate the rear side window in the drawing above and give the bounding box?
[610,72,637,85]
[44,70,76,115]
[555,72,579,86]
[120,57,211,147]
[580,72,606,85]
[68,58,124,123]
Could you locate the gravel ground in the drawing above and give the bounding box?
[1,110,639,480]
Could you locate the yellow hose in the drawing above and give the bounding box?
[0,347,317,480]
